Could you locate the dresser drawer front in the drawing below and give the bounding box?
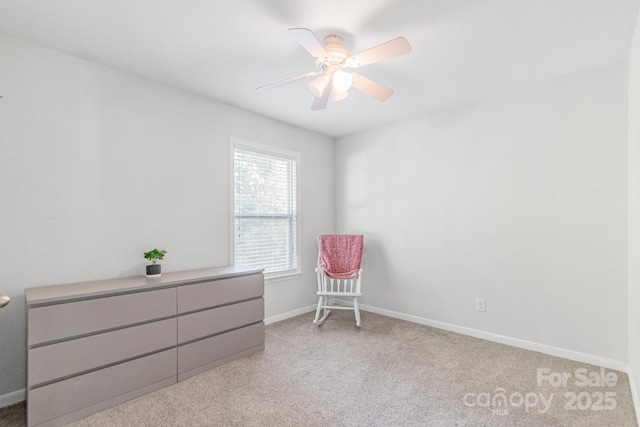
[178,322,264,375]
[27,349,176,427]
[28,288,176,346]
[178,298,263,344]
[29,318,176,386]
[177,274,263,314]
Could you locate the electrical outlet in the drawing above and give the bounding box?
[476,298,486,312]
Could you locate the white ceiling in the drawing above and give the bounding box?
[0,0,638,137]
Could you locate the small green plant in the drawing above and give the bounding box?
[144,248,167,265]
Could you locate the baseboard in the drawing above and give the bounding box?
[0,388,25,408]
[360,304,629,372]
[264,305,316,325]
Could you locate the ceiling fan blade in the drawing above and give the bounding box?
[347,37,411,68]
[256,71,319,92]
[289,28,328,61]
[311,83,331,110]
[351,73,394,101]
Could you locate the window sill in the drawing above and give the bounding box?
[265,271,303,284]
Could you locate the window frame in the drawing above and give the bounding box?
[230,137,302,281]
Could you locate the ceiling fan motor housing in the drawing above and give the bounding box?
[322,35,350,66]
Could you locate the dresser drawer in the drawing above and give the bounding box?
[178,322,264,377]
[28,348,176,427]
[177,274,263,313]
[178,298,263,344]
[29,318,176,386]
[28,288,176,346]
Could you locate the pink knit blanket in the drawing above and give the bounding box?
[317,234,364,279]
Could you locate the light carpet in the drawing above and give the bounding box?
[1,311,637,426]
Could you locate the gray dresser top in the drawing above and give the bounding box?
[26,265,263,306]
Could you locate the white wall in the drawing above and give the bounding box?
[0,24,632,406]
[336,63,628,362]
[0,34,333,399]
[628,7,640,408]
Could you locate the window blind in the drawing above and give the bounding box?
[233,144,298,275]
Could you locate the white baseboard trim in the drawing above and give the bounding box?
[360,304,629,372]
[0,388,25,408]
[264,305,316,325]
[4,304,634,413]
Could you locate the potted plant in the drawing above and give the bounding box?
[144,248,167,277]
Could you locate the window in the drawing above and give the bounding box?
[231,138,300,278]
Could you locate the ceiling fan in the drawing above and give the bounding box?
[257,28,411,111]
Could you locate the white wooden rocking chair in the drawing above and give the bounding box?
[313,234,364,327]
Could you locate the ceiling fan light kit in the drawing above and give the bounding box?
[332,69,353,92]
[332,88,349,102]
[257,28,411,111]
[308,74,330,97]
